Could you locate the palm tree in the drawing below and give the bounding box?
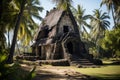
[71,5,91,40]
[0,26,6,49]
[7,0,43,63]
[17,0,43,46]
[7,0,27,63]
[113,0,120,24]
[89,9,110,57]
[52,0,73,10]
[0,0,19,49]
[101,0,120,28]
[90,9,110,43]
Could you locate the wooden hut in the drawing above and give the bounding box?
[31,8,89,61]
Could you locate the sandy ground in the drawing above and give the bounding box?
[21,64,94,80]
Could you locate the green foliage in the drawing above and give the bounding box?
[0,0,43,49]
[71,5,91,40]
[101,28,120,58]
[0,0,18,48]
[89,47,99,59]
[0,54,36,80]
[101,0,120,26]
[17,0,43,46]
[24,66,36,80]
[52,0,73,10]
[90,9,110,43]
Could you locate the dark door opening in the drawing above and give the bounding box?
[44,28,49,38]
[63,26,69,33]
[67,42,73,54]
[38,46,41,57]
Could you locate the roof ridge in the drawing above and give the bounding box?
[46,8,64,17]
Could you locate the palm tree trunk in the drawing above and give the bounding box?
[111,6,116,28]
[16,42,21,55]
[7,0,26,63]
[7,29,10,48]
[0,0,2,20]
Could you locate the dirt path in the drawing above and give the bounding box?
[21,64,95,80]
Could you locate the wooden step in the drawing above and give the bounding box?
[16,55,39,61]
[70,58,96,68]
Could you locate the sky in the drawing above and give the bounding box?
[38,0,114,29]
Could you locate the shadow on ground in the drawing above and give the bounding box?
[93,73,120,80]
[33,69,94,80]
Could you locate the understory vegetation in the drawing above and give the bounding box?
[0,54,36,80]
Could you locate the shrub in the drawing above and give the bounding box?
[93,59,103,65]
[0,54,36,80]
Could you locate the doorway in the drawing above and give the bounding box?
[67,42,73,54]
[38,46,41,57]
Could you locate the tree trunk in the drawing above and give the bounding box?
[7,29,10,48]
[7,0,26,63]
[0,0,2,20]
[16,42,21,55]
[111,6,116,28]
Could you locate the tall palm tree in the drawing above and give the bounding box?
[7,0,43,63]
[71,5,91,40]
[7,0,26,63]
[113,0,120,24]
[52,0,73,10]
[101,0,120,28]
[0,26,6,49]
[17,0,43,46]
[0,0,19,49]
[90,9,110,43]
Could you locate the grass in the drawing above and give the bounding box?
[18,59,120,80]
[74,60,120,80]
[39,64,120,80]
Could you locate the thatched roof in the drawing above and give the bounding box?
[32,8,79,46]
[34,8,65,41]
[42,9,64,29]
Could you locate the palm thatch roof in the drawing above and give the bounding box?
[32,8,78,46]
[34,8,64,40]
